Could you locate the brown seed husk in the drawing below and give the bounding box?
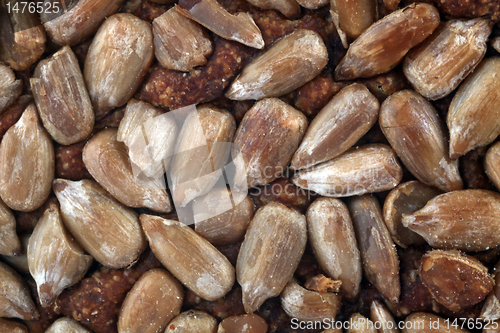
[379,90,462,192]
[334,3,440,80]
[0,103,54,212]
[292,144,402,197]
[236,202,307,313]
[291,83,380,170]
[83,128,172,213]
[403,18,493,100]
[31,45,94,145]
[0,261,39,320]
[348,195,400,304]
[84,13,154,120]
[402,189,500,251]
[447,57,500,159]
[383,180,441,248]
[27,201,93,307]
[53,178,147,269]
[420,250,494,312]
[118,268,184,333]
[280,279,341,321]
[306,197,362,300]
[140,214,235,301]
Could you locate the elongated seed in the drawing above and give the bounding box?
[402,189,500,251]
[307,197,362,300]
[140,214,235,301]
[379,90,462,192]
[348,195,400,304]
[335,3,440,80]
[236,202,307,313]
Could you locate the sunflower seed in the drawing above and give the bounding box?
[292,144,402,197]
[402,189,500,251]
[140,214,235,301]
[348,194,400,304]
[335,3,440,80]
[379,90,462,192]
[236,202,307,313]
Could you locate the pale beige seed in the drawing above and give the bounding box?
[178,0,264,49]
[45,317,92,333]
[379,90,462,192]
[481,293,500,322]
[383,181,441,248]
[217,314,269,333]
[0,261,39,320]
[27,201,93,307]
[420,250,493,312]
[447,57,500,159]
[84,13,154,120]
[245,0,301,18]
[0,103,54,212]
[117,99,178,179]
[347,313,377,333]
[0,233,30,273]
[329,8,348,50]
[402,312,469,333]
[335,3,440,80]
[41,0,125,46]
[306,197,362,300]
[226,29,328,100]
[140,214,235,301]
[0,11,46,71]
[291,83,379,170]
[297,0,329,9]
[280,279,341,321]
[330,0,375,40]
[165,310,218,333]
[193,187,255,247]
[153,6,213,72]
[481,260,500,321]
[0,318,28,333]
[0,63,22,114]
[118,269,183,333]
[403,18,493,100]
[232,98,308,190]
[169,104,236,207]
[292,144,402,197]
[370,300,399,333]
[31,45,94,145]
[83,128,173,213]
[0,197,21,256]
[53,178,147,269]
[402,189,500,251]
[237,202,307,313]
[348,195,400,304]
[117,99,164,142]
[485,138,500,191]
[493,37,500,53]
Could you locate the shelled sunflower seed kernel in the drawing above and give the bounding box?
[1,0,500,332]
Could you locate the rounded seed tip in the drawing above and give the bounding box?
[334,66,352,81]
[242,290,263,314]
[449,146,464,160]
[52,179,68,193]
